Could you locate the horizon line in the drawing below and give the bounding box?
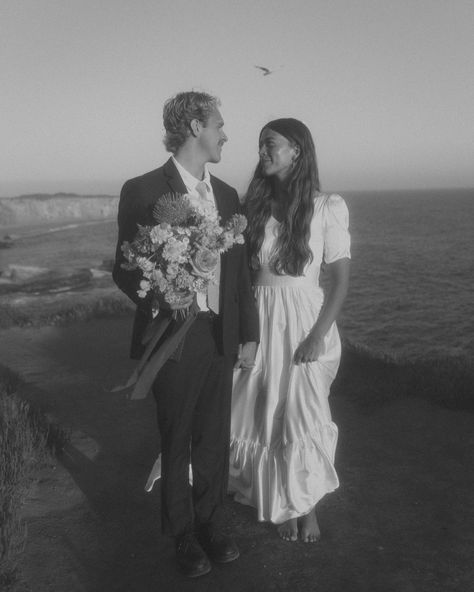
[1,186,474,199]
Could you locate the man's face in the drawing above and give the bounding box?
[197,108,228,163]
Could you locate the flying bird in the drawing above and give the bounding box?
[254,65,276,76]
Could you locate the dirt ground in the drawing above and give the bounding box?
[1,317,473,592]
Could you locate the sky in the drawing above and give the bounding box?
[1,0,473,197]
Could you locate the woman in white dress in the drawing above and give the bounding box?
[229,118,350,542]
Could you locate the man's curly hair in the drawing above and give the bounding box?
[163,91,220,154]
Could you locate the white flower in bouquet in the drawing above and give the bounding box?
[150,224,172,245]
[162,236,188,263]
[187,193,219,221]
[138,279,151,298]
[192,248,219,278]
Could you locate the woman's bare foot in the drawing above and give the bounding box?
[277,518,298,541]
[298,508,321,543]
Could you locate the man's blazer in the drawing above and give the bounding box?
[113,158,259,360]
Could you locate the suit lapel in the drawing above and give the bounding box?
[163,158,188,195]
[210,176,231,223]
[209,176,236,299]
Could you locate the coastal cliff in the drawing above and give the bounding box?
[0,193,119,227]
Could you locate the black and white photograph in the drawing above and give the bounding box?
[1,1,473,590]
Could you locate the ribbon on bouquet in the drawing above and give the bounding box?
[112,307,198,400]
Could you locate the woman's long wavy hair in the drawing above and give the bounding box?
[244,118,320,276]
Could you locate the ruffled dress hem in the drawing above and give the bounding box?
[228,428,339,524]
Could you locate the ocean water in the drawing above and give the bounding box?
[336,188,474,360]
[4,189,471,362]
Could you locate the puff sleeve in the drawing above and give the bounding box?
[323,193,351,264]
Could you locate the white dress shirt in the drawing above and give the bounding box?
[171,157,219,313]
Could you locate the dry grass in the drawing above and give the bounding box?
[0,366,68,588]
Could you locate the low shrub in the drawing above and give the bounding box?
[0,293,133,329]
[334,340,474,412]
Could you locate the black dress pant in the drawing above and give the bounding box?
[153,313,234,537]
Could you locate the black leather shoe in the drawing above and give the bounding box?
[175,533,211,578]
[197,526,240,563]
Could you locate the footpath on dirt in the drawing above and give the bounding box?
[1,317,473,592]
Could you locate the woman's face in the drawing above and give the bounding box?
[259,128,299,181]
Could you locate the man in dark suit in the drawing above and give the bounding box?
[113,91,259,578]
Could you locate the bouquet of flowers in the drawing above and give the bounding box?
[121,192,246,312]
[115,192,247,400]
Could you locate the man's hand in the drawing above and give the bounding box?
[154,292,195,311]
[234,342,257,370]
[170,293,195,310]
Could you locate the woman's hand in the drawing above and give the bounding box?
[293,257,350,365]
[293,333,324,365]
